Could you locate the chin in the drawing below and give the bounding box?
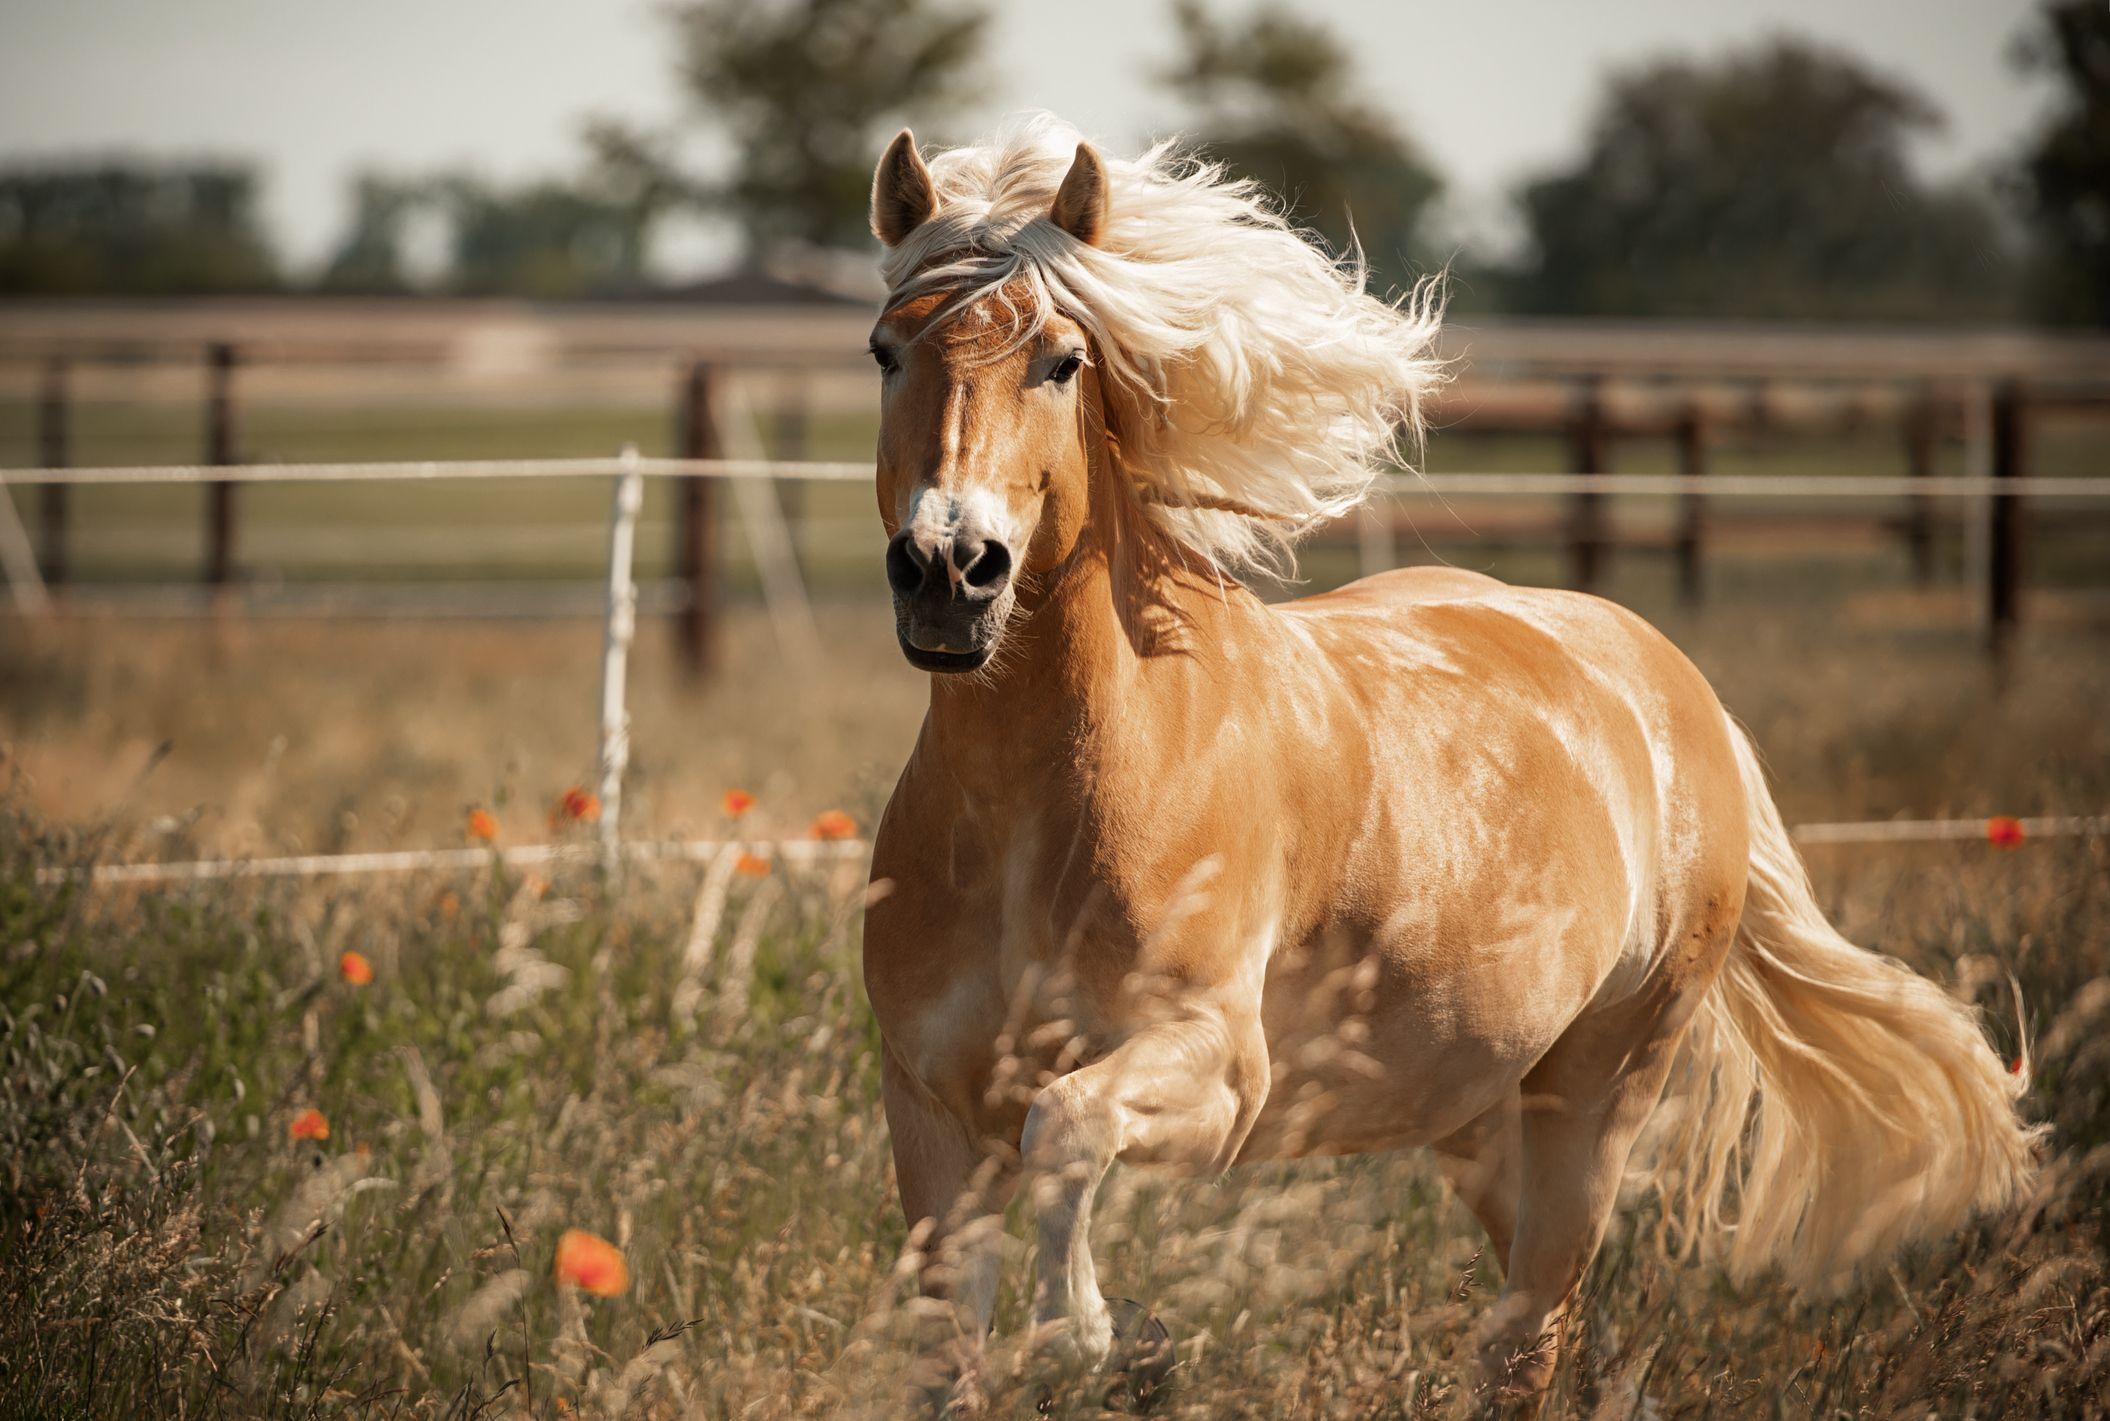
[898,635,994,674]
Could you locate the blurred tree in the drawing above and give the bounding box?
[0,161,280,295]
[578,118,696,279]
[2013,1,2110,326]
[320,173,427,293]
[1508,38,2015,322]
[651,0,991,256]
[1158,0,1442,296]
[433,175,648,299]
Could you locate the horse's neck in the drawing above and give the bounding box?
[923,524,1241,807]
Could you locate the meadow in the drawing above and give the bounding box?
[5,574,2110,1418]
[4,379,2110,1417]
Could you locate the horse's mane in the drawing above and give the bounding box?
[880,112,1446,581]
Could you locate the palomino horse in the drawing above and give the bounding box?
[858,116,2038,1402]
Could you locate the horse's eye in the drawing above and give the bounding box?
[870,344,897,374]
[1050,352,1084,385]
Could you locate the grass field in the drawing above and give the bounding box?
[5,578,2110,1417]
[3,369,2109,1417]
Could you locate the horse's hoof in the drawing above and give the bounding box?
[1100,1297,1174,1410]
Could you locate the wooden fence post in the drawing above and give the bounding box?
[36,356,69,587]
[1567,376,1608,591]
[676,359,721,674]
[204,342,239,589]
[1675,399,1708,607]
[1988,381,2026,665]
[1903,383,1937,584]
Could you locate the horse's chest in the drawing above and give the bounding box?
[867,833,1124,1141]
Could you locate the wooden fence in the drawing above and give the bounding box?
[13,343,2109,671]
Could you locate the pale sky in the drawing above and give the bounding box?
[0,0,2057,274]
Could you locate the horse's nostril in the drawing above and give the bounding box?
[885,536,928,597]
[958,540,1012,591]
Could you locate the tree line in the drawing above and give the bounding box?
[1,0,2102,326]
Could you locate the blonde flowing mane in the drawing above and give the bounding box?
[879,114,1446,580]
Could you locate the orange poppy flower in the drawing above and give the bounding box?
[553,1228,629,1297]
[289,1108,330,1142]
[553,787,602,827]
[1985,816,2026,848]
[722,789,756,819]
[467,808,499,843]
[338,950,374,986]
[809,809,857,842]
[734,852,771,878]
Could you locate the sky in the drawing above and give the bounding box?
[0,0,2059,274]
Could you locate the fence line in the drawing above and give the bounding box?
[35,838,871,887]
[1790,814,2108,844]
[6,455,2110,500]
[33,813,2106,887]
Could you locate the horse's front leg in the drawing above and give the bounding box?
[882,1051,1015,1407]
[1019,1005,1268,1365]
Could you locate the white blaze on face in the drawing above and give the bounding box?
[902,484,1021,588]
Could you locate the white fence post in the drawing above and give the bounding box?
[0,474,53,617]
[596,445,645,867]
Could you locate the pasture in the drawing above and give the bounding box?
[5,579,2109,1417]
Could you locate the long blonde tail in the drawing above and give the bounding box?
[1647,722,2043,1286]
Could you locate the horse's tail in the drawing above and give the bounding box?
[1645,720,2042,1287]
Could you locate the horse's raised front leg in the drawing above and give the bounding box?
[1019,1006,1268,1365]
[882,1051,1015,1404]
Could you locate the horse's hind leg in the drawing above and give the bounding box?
[1473,977,1709,1403]
[1431,1093,1521,1277]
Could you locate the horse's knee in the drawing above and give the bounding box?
[1021,1076,1118,1181]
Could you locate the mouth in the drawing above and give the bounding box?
[890,582,1014,676]
[897,636,993,674]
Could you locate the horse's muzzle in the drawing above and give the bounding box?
[885,530,1013,673]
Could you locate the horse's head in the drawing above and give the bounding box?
[865,130,1109,674]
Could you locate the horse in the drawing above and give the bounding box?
[856,114,2039,1405]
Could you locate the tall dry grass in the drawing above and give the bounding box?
[3,595,2108,1417]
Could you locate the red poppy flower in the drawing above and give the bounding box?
[552,787,602,827]
[554,1228,629,1297]
[289,1108,330,1142]
[467,808,499,843]
[734,852,771,878]
[338,950,374,986]
[809,809,857,842]
[722,789,756,819]
[1986,816,2026,848]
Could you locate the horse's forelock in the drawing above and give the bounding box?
[879,113,1448,581]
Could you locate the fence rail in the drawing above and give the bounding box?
[9,346,2110,665]
[8,458,2109,500]
[34,813,2108,888]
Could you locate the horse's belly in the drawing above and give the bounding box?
[1236,917,1607,1163]
[1237,1024,1523,1162]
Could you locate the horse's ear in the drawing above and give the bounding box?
[871,129,938,247]
[1050,142,1109,247]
